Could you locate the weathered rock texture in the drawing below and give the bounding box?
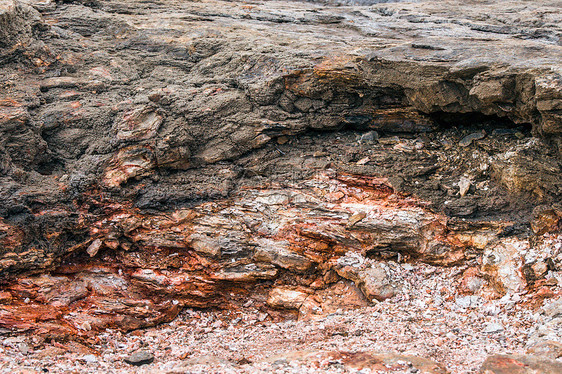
[0,0,561,343]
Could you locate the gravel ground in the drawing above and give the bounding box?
[2,262,559,374]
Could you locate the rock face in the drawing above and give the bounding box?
[0,0,561,348]
[0,0,41,49]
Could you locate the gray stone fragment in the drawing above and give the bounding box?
[17,342,29,355]
[542,299,562,318]
[482,322,504,333]
[82,354,97,363]
[124,350,154,366]
[358,263,400,302]
[458,176,471,197]
[459,130,486,147]
[359,131,379,144]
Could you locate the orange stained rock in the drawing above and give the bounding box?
[313,56,362,82]
[0,106,27,125]
[0,172,553,339]
[0,98,23,107]
[102,145,155,187]
[0,219,25,250]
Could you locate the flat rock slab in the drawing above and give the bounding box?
[124,350,154,366]
[262,350,449,373]
[479,354,562,374]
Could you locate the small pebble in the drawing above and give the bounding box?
[82,354,97,363]
[458,176,471,197]
[483,322,504,333]
[18,342,29,355]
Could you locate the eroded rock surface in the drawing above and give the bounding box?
[479,354,562,374]
[0,2,561,371]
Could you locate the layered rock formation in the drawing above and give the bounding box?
[0,0,561,356]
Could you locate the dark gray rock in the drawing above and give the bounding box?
[459,131,486,147]
[124,350,154,366]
